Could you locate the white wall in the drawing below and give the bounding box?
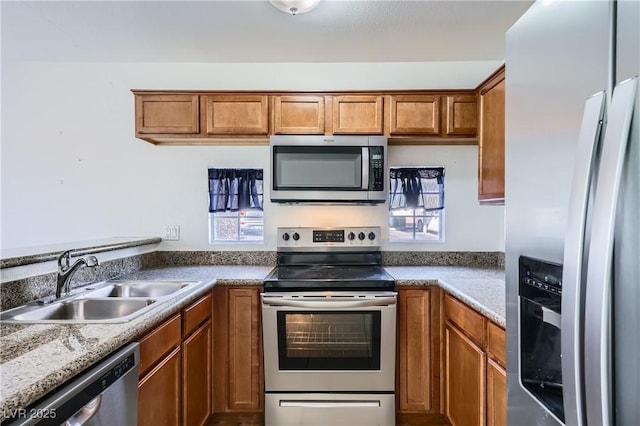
[1,61,504,251]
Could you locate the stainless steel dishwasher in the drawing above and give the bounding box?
[5,343,139,426]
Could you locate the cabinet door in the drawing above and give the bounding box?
[446,95,478,136]
[138,347,182,426]
[183,321,212,426]
[397,289,433,412]
[486,358,507,426]
[135,94,199,135]
[333,95,383,134]
[227,287,263,411]
[273,96,325,134]
[478,68,505,203]
[445,323,486,426]
[389,95,440,136]
[205,96,269,135]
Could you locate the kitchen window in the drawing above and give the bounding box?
[208,168,264,242]
[389,167,445,242]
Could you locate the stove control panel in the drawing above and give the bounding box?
[278,227,381,249]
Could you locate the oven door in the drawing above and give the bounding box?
[261,292,397,392]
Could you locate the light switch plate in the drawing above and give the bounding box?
[163,225,180,241]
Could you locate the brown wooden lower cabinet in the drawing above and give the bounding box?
[137,292,213,426]
[213,286,264,413]
[444,323,486,426]
[138,346,182,425]
[397,287,440,413]
[183,320,212,426]
[486,358,507,426]
[442,293,507,426]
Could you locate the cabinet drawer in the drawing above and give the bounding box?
[183,293,212,337]
[139,314,182,376]
[487,321,506,367]
[444,294,485,346]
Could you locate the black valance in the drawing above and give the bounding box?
[208,168,263,213]
[389,167,445,211]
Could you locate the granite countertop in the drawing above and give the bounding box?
[0,265,272,421]
[0,264,503,420]
[384,266,506,326]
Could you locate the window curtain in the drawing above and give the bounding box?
[389,167,444,210]
[208,168,263,212]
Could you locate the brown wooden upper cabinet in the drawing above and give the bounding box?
[332,95,384,134]
[446,95,478,136]
[388,95,441,136]
[204,95,269,136]
[135,94,200,135]
[132,90,479,144]
[273,95,325,134]
[477,66,506,204]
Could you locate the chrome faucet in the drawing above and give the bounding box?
[56,250,99,298]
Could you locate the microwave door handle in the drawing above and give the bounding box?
[584,77,637,426]
[361,147,370,190]
[561,90,606,426]
[261,297,397,309]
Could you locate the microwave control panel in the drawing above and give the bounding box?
[369,146,384,191]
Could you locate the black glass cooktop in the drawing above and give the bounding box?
[263,265,395,291]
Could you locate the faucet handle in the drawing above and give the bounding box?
[86,256,99,267]
[58,250,72,271]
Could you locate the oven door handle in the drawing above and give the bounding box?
[261,297,397,309]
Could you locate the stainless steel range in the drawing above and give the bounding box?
[262,227,396,426]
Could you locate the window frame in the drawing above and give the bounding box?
[388,166,445,243]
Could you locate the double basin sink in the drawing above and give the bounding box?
[0,280,202,324]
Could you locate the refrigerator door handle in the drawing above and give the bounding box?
[561,91,606,426]
[584,77,637,426]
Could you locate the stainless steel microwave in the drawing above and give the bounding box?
[270,135,387,203]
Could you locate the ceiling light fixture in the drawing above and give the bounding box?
[269,0,321,16]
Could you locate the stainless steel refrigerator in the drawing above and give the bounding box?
[505,0,639,425]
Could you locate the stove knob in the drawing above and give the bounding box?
[282,233,290,241]
[348,232,356,240]
[292,232,300,241]
[358,232,366,241]
[368,232,376,240]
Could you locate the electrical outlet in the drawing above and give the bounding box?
[163,225,180,241]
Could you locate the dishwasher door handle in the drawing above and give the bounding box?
[261,296,397,309]
[64,395,102,426]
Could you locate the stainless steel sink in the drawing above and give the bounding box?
[81,280,196,299]
[12,298,156,322]
[0,279,203,324]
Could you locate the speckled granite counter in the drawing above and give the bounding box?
[385,266,506,326]
[0,264,503,421]
[0,265,272,421]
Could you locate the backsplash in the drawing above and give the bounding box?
[382,251,504,267]
[148,251,276,267]
[0,254,149,311]
[0,250,504,311]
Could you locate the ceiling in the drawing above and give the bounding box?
[2,0,533,63]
